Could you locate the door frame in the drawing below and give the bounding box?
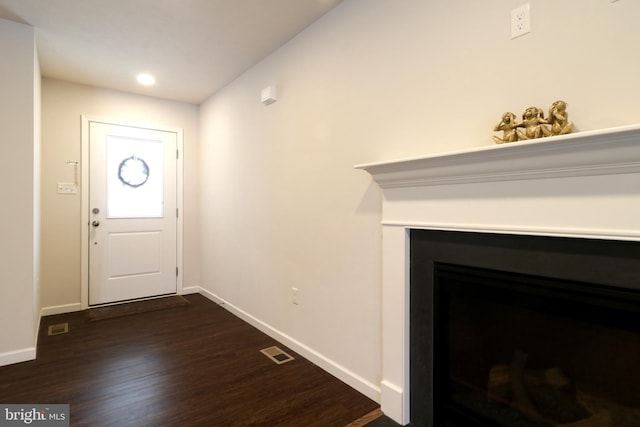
[80,116,184,309]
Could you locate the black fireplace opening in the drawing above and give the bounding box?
[410,230,640,427]
[434,263,640,427]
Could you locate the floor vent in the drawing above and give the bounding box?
[47,323,69,336]
[260,346,295,365]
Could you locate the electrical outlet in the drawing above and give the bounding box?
[292,287,299,305]
[511,3,531,39]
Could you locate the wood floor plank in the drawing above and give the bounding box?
[0,294,378,426]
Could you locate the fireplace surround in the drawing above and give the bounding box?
[356,124,640,425]
[411,230,640,426]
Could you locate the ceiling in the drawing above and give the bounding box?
[0,0,343,104]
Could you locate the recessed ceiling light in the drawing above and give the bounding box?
[136,73,156,86]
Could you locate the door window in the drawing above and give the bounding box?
[106,135,164,218]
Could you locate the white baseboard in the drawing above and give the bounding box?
[1,310,42,367]
[180,286,201,295]
[0,347,36,367]
[381,379,407,425]
[39,287,201,315]
[197,287,381,403]
[40,302,83,317]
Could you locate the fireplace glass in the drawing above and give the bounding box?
[433,263,640,427]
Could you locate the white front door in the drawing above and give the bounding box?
[88,121,177,305]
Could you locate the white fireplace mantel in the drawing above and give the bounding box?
[356,124,640,189]
[356,124,640,425]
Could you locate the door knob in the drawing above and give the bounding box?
[92,220,100,227]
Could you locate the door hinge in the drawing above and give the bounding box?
[176,149,179,159]
[176,208,179,218]
[176,267,179,277]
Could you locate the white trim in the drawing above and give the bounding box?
[80,116,184,309]
[197,286,226,305]
[176,128,184,298]
[380,380,405,424]
[4,309,46,367]
[0,347,36,367]
[40,303,83,317]
[356,124,640,188]
[34,307,42,353]
[81,116,89,309]
[197,287,381,402]
[380,221,640,241]
[180,285,201,295]
[380,226,411,425]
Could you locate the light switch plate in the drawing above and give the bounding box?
[57,182,78,194]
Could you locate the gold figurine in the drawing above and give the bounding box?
[493,100,573,144]
[493,112,519,144]
[548,100,574,136]
[517,106,551,140]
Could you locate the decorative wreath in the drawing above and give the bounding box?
[117,156,150,188]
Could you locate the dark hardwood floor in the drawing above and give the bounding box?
[0,294,379,426]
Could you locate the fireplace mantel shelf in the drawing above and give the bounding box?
[356,124,640,188]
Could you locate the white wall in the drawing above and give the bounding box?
[40,79,200,312]
[0,18,40,366]
[198,0,640,401]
